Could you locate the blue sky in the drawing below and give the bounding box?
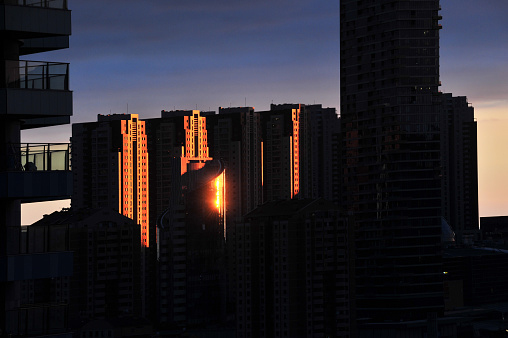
[21,0,508,223]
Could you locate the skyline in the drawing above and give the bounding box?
[21,0,508,223]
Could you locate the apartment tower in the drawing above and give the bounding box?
[340,0,444,322]
[72,114,149,247]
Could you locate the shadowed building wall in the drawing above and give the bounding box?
[340,0,444,322]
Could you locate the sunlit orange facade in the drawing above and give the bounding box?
[214,170,226,237]
[181,110,211,175]
[291,107,300,198]
[119,115,149,247]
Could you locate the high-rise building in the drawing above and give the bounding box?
[146,110,229,330]
[259,104,302,202]
[236,199,352,338]
[205,107,263,319]
[298,104,341,205]
[145,110,212,234]
[441,94,479,243]
[261,103,341,205]
[0,1,73,336]
[206,107,262,226]
[72,114,150,247]
[340,0,444,322]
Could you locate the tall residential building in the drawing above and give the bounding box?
[259,104,301,202]
[145,110,211,233]
[340,0,444,322]
[205,106,263,323]
[206,107,262,224]
[146,110,229,330]
[441,94,479,243]
[298,104,341,205]
[236,199,352,338]
[71,114,150,247]
[261,104,341,205]
[0,1,73,336]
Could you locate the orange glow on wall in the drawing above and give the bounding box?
[181,110,212,175]
[215,176,221,209]
[213,170,226,239]
[213,170,225,212]
[292,107,300,198]
[261,141,264,189]
[119,114,149,247]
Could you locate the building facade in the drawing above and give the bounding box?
[0,1,73,336]
[441,94,479,243]
[340,0,444,322]
[259,104,301,202]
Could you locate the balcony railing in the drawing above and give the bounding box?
[0,0,68,9]
[7,143,70,171]
[5,60,69,91]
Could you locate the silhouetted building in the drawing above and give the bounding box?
[147,110,229,330]
[31,208,144,328]
[340,0,444,323]
[156,159,227,331]
[236,199,353,338]
[444,247,508,308]
[481,216,508,245]
[0,0,73,336]
[204,107,263,316]
[441,94,479,244]
[297,104,341,205]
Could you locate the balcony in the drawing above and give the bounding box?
[0,143,72,201]
[0,0,71,39]
[0,60,72,122]
[6,60,69,91]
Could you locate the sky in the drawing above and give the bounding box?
[21,0,508,223]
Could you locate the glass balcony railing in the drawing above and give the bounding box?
[6,143,70,171]
[5,60,69,91]
[0,0,68,10]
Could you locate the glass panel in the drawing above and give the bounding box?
[4,61,69,90]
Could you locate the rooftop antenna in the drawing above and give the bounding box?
[245,97,247,106]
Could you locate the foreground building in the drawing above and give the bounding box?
[236,199,353,338]
[0,1,73,336]
[340,0,444,323]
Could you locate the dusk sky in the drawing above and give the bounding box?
[22,0,508,223]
